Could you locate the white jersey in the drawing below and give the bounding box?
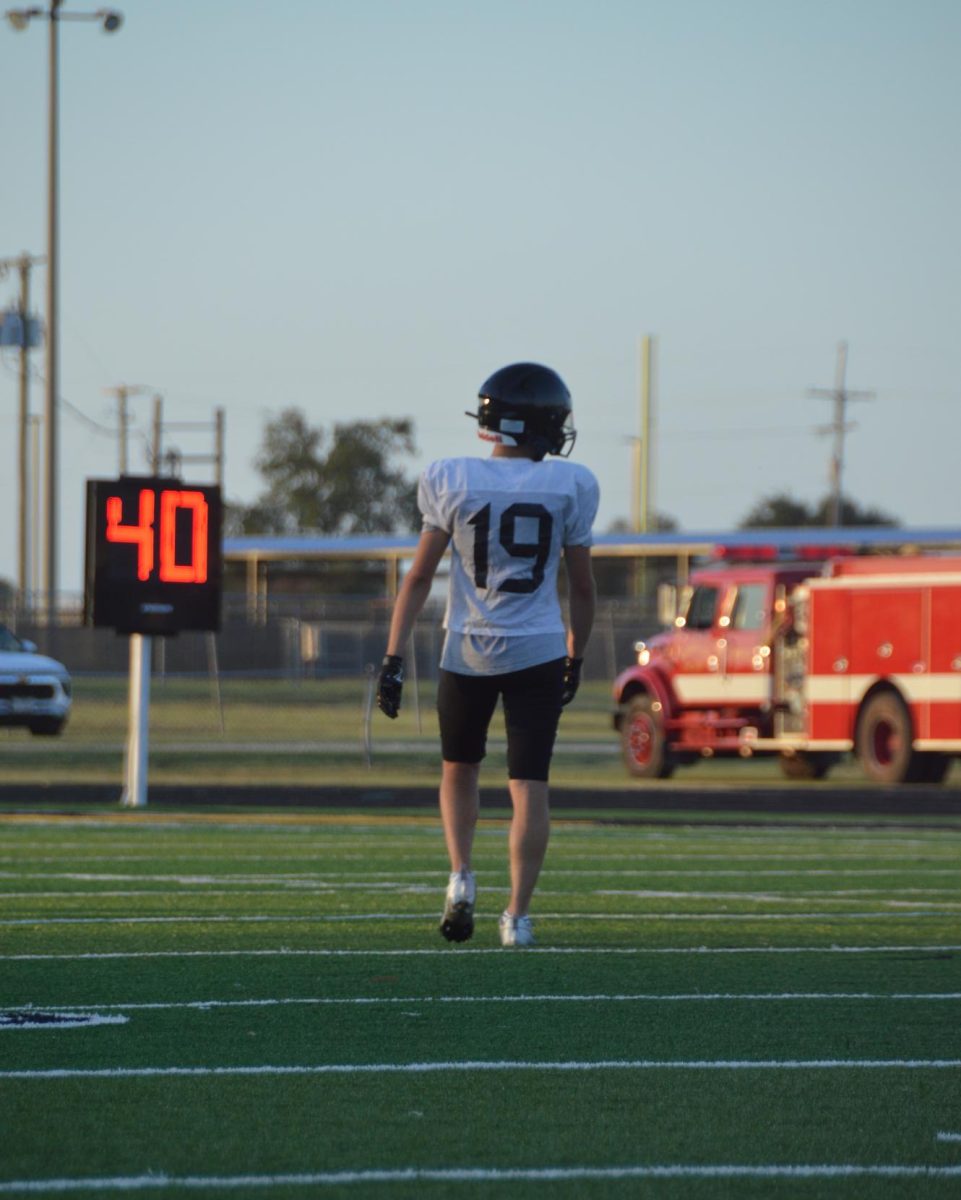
[418,456,599,638]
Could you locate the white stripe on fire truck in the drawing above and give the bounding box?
[806,674,961,705]
[807,572,961,589]
[672,676,770,705]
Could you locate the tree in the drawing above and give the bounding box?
[739,492,899,529]
[229,410,421,536]
[606,513,679,535]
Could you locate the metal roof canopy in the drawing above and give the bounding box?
[225,526,961,562]
[225,526,961,613]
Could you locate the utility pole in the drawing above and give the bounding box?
[162,406,226,486]
[6,1,124,621]
[104,383,152,473]
[29,415,42,597]
[1,253,45,607]
[633,334,656,600]
[150,394,163,474]
[808,341,874,526]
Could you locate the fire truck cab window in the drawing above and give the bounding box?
[684,585,720,630]
[730,584,767,631]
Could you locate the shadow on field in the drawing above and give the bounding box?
[3,782,961,825]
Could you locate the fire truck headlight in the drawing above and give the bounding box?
[634,641,651,667]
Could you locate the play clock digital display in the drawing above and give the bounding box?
[84,476,223,634]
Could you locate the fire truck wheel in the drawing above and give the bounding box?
[778,751,837,781]
[621,694,674,780]
[856,690,922,784]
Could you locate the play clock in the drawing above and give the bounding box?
[84,476,223,634]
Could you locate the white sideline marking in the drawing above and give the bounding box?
[5,944,960,962]
[3,910,958,926]
[4,1058,961,1080]
[31,991,961,1015]
[2,1164,961,1192]
[936,1132,961,1142]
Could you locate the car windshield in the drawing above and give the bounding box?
[0,626,25,653]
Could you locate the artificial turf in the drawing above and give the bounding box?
[0,807,960,1199]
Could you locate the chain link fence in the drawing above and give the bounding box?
[0,593,661,789]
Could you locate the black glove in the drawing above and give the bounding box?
[377,654,405,718]
[560,656,582,707]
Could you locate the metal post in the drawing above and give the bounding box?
[17,258,31,605]
[214,406,225,488]
[7,2,122,617]
[808,341,874,527]
[29,415,42,600]
[117,386,128,473]
[44,2,62,620]
[634,335,655,600]
[151,394,163,474]
[641,335,654,534]
[830,341,847,527]
[121,633,151,808]
[206,632,225,735]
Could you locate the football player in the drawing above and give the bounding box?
[377,363,599,947]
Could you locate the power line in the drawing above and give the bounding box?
[1,353,117,436]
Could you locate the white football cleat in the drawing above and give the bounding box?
[439,869,475,943]
[499,911,535,948]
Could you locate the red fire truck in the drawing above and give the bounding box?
[613,555,961,784]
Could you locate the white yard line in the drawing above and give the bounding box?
[1,1164,961,1192]
[4,1058,961,1080]
[2,911,958,926]
[4,850,959,863]
[33,992,961,1014]
[8,865,957,877]
[5,944,960,961]
[3,888,957,905]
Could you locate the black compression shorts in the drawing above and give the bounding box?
[436,657,566,782]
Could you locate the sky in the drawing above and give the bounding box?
[1,0,959,596]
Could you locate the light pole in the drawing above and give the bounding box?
[5,1,122,619]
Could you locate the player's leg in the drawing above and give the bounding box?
[499,657,565,947]
[439,760,480,872]
[505,777,550,918]
[436,669,499,942]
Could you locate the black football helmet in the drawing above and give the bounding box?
[467,362,576,461]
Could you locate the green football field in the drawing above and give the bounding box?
[1,803,960,1199]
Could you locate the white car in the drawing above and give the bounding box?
[0,624,72,736]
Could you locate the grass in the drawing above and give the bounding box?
[4,675,957,789]
[1,804,960,1197]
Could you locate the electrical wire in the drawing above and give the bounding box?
[0,350,117,437]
